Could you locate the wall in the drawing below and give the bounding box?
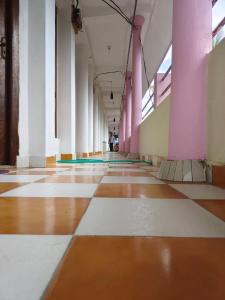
[140,95,170,159]
[207,39,225,164]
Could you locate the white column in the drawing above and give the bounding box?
[28,0,57,167]
[88,60,94,154]
[57,4,76,159]
[75,44,89,156]
[18,0,29,167]
[104,115,108,151]
[93,84,99,153]
[98,95,102,152]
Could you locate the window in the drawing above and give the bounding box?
[212,0,225,46]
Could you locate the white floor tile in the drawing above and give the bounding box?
[0,183,98,198]
[71,165,107,169]
[75,198,225,237]
[0,175,48,183]
[170,184,225,199]
[0,235,71,300]
[56,163,81,166]
[107,168,143,172]
[108,163,134,167]
[101,176,164,184]
[60,170,105,176]
[30,168,69,171]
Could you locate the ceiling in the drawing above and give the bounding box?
[59,0,173,132]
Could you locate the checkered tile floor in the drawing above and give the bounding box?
[0,153,225,300]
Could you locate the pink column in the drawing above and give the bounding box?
[119,120,123,152]
[122,96,126,152]
[130,15,145,154]
[125,71,132,152]
[168,0,212,160]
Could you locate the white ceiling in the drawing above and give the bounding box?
[70,0,173,129]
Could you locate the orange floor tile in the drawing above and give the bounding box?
[0,197,89,234]
[0,183,28,193]
[95,183,188,198]
[195,200,225,221]
[9,170,58,175]
[44,236,225,300]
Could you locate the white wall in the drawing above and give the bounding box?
[140,95,170,158]
[207,39,225,164]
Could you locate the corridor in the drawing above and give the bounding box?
[0,153,225,299]
[0,0,225,299]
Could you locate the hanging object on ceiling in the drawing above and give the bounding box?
[71,0,82,34]
[110,81,114,100]
[113,118,116,122]
[107,45,111,54]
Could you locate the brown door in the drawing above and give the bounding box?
[0,0,8,164]
[0,0,19,165]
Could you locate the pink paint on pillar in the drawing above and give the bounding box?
[125,71,132,152]
[168,0,212,160]
[130,15,145,154]
[119,121,122,152]
[122,96,127,152]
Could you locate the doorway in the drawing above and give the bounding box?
[0,0,19,165]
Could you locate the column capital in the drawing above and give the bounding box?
[131,15,145,30]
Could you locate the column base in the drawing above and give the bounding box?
[158,160,207,182]
[94,151,103,155]
[61,153,76,160]
[77,152,89,158]
[17,155,60,168]
[127,153,140,160]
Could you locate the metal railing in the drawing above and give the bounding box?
[213,17,225,37]
[142,92,154,112]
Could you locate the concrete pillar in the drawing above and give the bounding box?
[119,121,122,152]
[27,0,58,167]
[57,4,76,160]
[98,96,104,153]
[130,16,145,155]
[93,84,99,153]
[122,97,127,153]
[100,103,104,152]
[168,0,212,160]
[88,61,94,155]
[76,44,89,157]
[125,71,132,152]
[120,107,124,152]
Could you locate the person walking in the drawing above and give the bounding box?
[108,132,115,152]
